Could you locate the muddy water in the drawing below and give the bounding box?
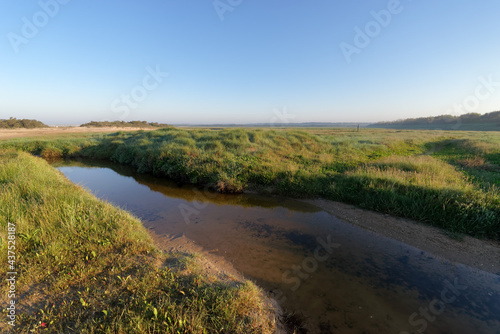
[54,160,500,334]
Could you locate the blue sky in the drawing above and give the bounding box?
[1,0,500,125]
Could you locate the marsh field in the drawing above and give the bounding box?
[1,126,500,333]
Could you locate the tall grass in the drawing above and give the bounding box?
[0,151,277,333]
[329,155,499,236]
[68,128,424,193]
[1,127,499,239]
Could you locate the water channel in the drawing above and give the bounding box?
[53,160,500,334]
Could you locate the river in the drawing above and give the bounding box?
[54,160,500,334]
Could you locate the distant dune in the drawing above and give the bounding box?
[368,111,500,131]
[0,117,47,129]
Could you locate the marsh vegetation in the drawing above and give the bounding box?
[2,127,498,240]
[1,127,499,332]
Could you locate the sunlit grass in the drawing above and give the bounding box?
[1,127,499,239]
[332,155,499,235]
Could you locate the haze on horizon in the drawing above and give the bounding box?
[1,1,500,125]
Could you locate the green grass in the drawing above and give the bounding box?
[0,151,277,333]
[1,127,499,240]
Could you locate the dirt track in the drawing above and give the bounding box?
[0,127,154,140]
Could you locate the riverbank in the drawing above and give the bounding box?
[310,199,500,275]
[0,151,279,333]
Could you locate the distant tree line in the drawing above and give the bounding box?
[370,111,500,128]
[80,121,171,128]
[0,117,48,129]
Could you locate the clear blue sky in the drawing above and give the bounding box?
[1,0,500,125]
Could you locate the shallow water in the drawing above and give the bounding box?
[54,160,500,334]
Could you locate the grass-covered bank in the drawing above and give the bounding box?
[0,151,278,333]
[1,128,499,240]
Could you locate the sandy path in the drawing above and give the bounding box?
[0,127,155,139]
